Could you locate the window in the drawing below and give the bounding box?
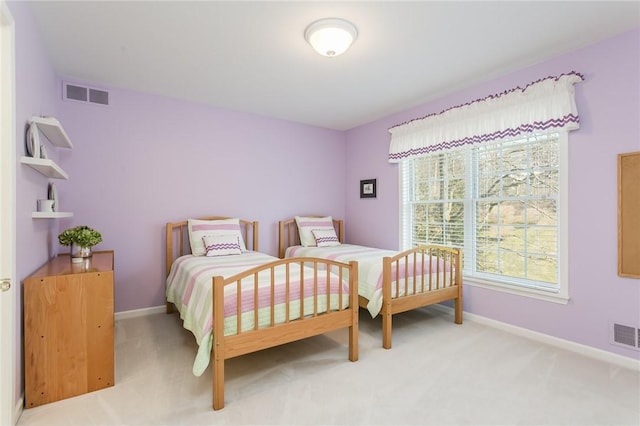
[400,132,568,302]
[391,73,581,302]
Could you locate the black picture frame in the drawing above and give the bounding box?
[360,179,376,198]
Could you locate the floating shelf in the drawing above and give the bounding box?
[23,116,74,220]
[20,157,69,179]
[32,212,73,219]
[30,116,73,148]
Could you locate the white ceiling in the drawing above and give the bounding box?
[27,1,640,131]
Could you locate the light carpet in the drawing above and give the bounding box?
[16,307,640,425]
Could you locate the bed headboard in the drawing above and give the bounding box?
[165,216,259,277]
[278,216,344,259]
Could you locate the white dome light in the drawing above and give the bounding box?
[304,18,358,57]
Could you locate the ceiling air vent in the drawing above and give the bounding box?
[63,82,110,106]
[610,322,640,351]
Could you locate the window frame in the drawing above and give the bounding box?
[399,132,569,304]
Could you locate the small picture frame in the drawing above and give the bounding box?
[360,179,376,199]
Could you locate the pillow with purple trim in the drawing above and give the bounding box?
[203,234,242,257]
[294,216,336,247]
[188,218,247,256]
[312,228,341,247]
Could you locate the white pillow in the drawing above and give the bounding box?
[312,228,341,247]
[203,234,242,257]
[294,216,336,247]
[188,218,247,256]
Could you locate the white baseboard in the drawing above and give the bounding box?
[114,305,166,321]
[428,304,640,372]
[14,394,23,425]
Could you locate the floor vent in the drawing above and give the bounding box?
[63,82,110,106]
[610,322,640,351]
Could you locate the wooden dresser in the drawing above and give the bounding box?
[24,250,114,408]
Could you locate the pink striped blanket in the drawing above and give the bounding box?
[166,251,350,376]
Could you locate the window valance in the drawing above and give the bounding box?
[388,72,584,162]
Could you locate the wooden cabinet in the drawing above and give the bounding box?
[24,251,114,408]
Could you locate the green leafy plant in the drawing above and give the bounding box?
[58,225,103,248]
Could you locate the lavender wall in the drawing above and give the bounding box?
[53,85,346,313]
[13,2,59,281]
[345,28,640,360]
[9,0,61,411]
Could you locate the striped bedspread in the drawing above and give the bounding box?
[285,244,452,318]
[166,251,350,376]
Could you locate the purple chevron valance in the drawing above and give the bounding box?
[388,72,584,162]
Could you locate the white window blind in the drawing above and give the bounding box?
[400,148,466,249]
[400,132,568,298]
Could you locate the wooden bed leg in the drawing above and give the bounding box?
[166,302,174,314]
[349,323,359,361]
[381,257,393,349]
[213,356,224,410]
[382,310,392,349]
[212,275,225,410]
[349,261,359,361]
[454,249,463,325]
[454,297,463,324]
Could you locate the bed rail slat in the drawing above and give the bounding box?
[236,280,242,334]
[270,269,275,326]
[285,263,291,323]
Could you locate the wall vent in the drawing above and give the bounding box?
[63,82,110,106]
[610,322,640,351]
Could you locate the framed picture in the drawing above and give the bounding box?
[360,179,376,198]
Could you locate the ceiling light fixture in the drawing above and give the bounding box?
[304,18,358,57]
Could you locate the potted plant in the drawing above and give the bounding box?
[58,225,103,262]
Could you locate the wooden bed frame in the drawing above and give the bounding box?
[166,216,359,410]
[279,217,462,349]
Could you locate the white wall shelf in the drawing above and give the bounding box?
[32,212,73,219]
[20,156,69,179]
[22,116,74,220]
[30,116,73,148]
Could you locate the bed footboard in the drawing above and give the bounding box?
[211,257,358,410]
[379,245,462,349]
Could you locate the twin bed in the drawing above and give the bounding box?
[165,216,358,410]
[279,216,463,349]
[165,214,462,410]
